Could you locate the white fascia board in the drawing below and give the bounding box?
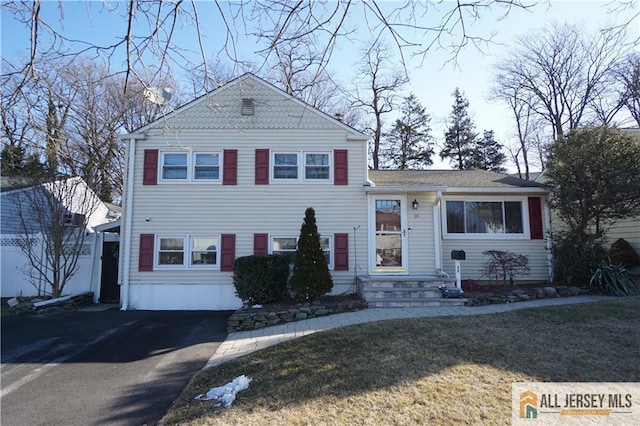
[94,219,121,233]
[444,187,549,194]
[119,133,148,140]
[346,134,371,142]
[364,185,448,193]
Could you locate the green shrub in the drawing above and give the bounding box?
[289,207,333,302]
[233,254,291,304]
[552,229,607,285]
[590,261,639,296]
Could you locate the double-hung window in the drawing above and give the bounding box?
[160,151,221,182]
[273,153,299,180]
[304,153,330,180]
[162,153,188,180]
[271,236,332,268]
[271,151,331,182]
[156,235,219,268]
[194,153,220,180]
[158,237,185,265]
[190,236,218,265]
[445,200,525,237]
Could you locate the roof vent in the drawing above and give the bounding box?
[241,98,255,116]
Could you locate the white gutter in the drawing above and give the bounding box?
[120,135,141,310]
[365,185,448,193]
[444,187,548,194]
[433,191,444,272]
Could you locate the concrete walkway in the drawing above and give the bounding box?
[205,295,612,368]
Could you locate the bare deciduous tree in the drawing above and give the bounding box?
[10,176,103,298]
[1,57,174,201]
[493,82,548,179]
[2,1,541,97]
[352,42,407,169]
[493,22,632,140]
[615,53,640,127]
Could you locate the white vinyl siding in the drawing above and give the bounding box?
[128,130,367,310]
[125,74,368,310]
[441,239,550,283]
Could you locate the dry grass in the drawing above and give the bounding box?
[163,297,640,425]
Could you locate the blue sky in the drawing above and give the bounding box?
[2,1,638,170]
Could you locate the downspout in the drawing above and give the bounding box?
[120,136,137,310]
[89,230,101,303]
[544,193,554,283]
[433,191,443,273]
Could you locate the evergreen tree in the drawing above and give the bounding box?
[468,130,507,172]
[289,207,333,302]
[440,88,477,169]
[382,93,434,169]
[1,143,45,177]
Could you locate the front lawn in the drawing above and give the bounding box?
[163,297,640,425]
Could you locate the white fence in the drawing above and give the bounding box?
[1,233,95,298]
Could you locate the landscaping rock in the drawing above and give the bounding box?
[227,295,367,332]
[543,287,558,297]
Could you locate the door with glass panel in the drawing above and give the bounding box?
[372,197,407,272]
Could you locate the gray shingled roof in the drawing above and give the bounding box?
[368,169,547,189]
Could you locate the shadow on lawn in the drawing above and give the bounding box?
[165,297,640,424]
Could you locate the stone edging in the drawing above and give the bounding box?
[227,299,368,332]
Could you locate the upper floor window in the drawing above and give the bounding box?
[273,153,298,180]
[445,200,524,236]
[162,153,188,180]
[305,153,330,180]
[194,153,220,180]
[160,151,221,182]
[272,151,331,182]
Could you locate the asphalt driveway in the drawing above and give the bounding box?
[1,308,231,425]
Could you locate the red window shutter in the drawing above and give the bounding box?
[334,150,348,185]
[221,234,236,271]
[255,149,269,185]
[143,149,158,185]
[253,233,268,255]
[528,197,544,240]
[334,233,349,271]
[223,149,238,185]
[139,234,154,271]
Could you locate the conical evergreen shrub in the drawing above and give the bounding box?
[289,207,333,302]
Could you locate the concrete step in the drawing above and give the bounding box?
[366,297,468,308]
[361,287,442,299]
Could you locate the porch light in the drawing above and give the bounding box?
[412,199,419,210]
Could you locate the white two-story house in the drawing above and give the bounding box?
[118,74,550,310]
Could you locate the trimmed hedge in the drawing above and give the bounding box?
[233,254,291,304]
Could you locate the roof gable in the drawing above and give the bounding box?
[132,73,366,138]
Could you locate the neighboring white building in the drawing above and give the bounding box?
[118,74,551,311]
[1,176,120,300]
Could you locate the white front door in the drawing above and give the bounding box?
[371,196,408,273]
